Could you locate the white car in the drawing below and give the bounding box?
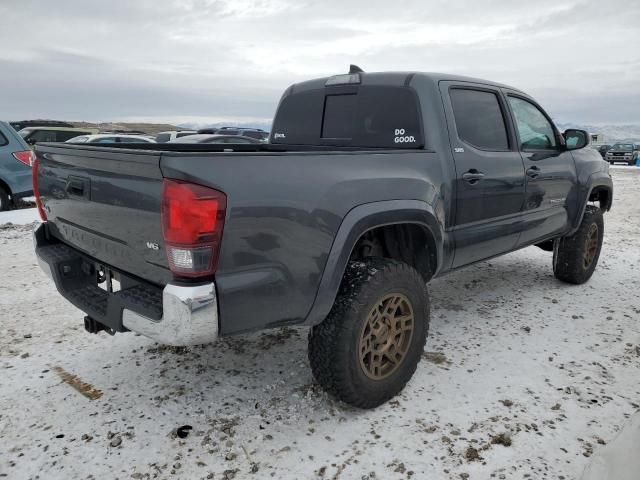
[155,131,198,143]
[66,134,156,144]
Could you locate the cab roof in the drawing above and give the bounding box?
[287,70,523,95]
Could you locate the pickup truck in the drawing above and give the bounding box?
[604,142,638,165]
[33,68,613,408]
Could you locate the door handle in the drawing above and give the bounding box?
[462,170,485,184]
[526,166,540,178]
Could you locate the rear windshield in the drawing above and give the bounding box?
[271,85,423,148]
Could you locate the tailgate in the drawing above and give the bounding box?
[36,144,171,286]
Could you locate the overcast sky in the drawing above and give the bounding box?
[2,0,639,126]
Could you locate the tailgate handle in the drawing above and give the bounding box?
[66,176,90,199]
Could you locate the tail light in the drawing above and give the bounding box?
[161,179,226,278]
[32,157,47,221]
[13,150,35,167]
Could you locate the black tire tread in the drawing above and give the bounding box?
[553,205,604,285]
[308,257,429,408]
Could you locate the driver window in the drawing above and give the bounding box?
[508,96,557,150]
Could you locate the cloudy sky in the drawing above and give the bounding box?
[1,0,639,126]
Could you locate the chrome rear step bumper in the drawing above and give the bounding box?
[33,222,219,346]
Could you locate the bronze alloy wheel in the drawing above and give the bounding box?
[359,293,414,380]
[583,223,599,269]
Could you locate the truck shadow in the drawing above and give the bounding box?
[92,250,558,413]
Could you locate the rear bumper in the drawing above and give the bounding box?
[33,222,219,346]
[122,283,218,346]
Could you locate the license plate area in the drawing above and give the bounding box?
[97,265,121,293]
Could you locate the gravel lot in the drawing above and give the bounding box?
[1,167,638,480]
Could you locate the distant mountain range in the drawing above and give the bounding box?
[177,120,272,132]
[14,118,640,142]
[555,123,640,142]
[180,121,639,142]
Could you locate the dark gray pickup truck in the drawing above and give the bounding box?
[33,68,613,408]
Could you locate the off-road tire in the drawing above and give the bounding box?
[0,186,10,212]
[308,257,429,409]
[553,205,604,285]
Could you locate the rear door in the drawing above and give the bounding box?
[440,82,526,267]
[503,92,578,245]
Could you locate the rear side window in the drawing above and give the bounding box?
[271,85,423,148]
[57,131,89,142]
[176,132,195,138]
[29,130,58,142]
[450,88,509,150]
[0,131,7,146]
[156,133,171,142]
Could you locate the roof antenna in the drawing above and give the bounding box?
[349,64,364,74]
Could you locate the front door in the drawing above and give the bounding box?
[503,93,579,245]
[440,82,526,267]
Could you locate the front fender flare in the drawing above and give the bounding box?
[569,172,613,236]
[303,199,443,326]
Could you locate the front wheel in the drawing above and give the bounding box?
[308,258,429,409]
[553,206,604,284]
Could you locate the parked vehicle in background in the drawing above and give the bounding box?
[169,134,262,144]
[32,69,613,408]
[10,120,74,131]
[596,144,612,158]
[0,121,34,211]
[605,143,638,165]
[155,131,198,143]
[67,134,156,144]
[101,129,148,135]
[196,127,269,141]
[19,127,99,145]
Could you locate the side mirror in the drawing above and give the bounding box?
[563,129,589,150]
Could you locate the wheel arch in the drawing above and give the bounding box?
[303,200,443,326]
[568,173,613,236]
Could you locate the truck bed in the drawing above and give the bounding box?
[35,142,439,335]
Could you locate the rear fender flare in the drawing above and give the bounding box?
[303,200,443,326]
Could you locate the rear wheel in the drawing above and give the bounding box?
[553,206,604,284]
[308,258,429,408]
[0,186,10,212]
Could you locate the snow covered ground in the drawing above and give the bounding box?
[0,167,638,480]
[0,207,39,226]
